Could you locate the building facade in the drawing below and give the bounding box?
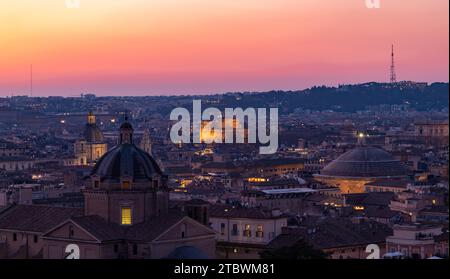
[73,112,108,166]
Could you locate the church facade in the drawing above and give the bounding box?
[0,118,216,259]
[73,112,108,166]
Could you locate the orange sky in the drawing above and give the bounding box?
[0,0,448,96]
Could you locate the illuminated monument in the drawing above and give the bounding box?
[314,146,409,194]
[74,112,108,165]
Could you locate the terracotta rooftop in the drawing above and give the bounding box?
[0,204,83,233]
[209,204,284,219]
[268,217,392,250]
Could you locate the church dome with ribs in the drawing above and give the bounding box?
[83,124,104,143]
[90,118,163,181]
[83,112,104,143]
[319,147,408,178]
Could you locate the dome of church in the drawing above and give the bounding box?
[83,112,104,142]
[83,124,104,143]
[90,119,163,181]
[319,147,408,178]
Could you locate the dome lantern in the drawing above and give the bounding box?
[119,116,134,144]
[87,111,96,125]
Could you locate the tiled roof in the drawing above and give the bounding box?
[209,204,282,219]
[306,218,392,249]
[269,217,392,250]
[0,205,212,243]
[365,179,409,188]
[0,204,83,233]
[125,212,187,242]
[266,230,304,250]
[69,215,125,241]
[344,192,395,207]
[362,207,399,219]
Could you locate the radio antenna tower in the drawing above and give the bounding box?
[390,44,397,83]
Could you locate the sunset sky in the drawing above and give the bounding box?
[0,0,448,96]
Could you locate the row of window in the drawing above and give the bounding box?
[418,128,446,135]
[11,233,38,243]
[93,180,159,190]
[220,223,265,238]
[260,167,301,173]
[0,163,32,170]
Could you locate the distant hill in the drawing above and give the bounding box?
[217,82,449,113]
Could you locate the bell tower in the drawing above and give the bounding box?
[140,128,153,155]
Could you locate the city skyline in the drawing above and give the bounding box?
[0,0,448,96]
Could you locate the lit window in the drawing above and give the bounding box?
[256,225,264,238]
[122,181,131,190]
[121,207,132,225]
[243,224,251,237]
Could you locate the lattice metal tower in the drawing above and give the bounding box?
[390,44,397,83]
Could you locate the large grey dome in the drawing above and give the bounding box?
[319,147,408,178]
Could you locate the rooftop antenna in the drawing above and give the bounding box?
[390,44,397,83]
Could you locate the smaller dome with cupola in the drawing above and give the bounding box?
[89,117,164,183]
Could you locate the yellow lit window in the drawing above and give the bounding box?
[243,224,251,237]
[121,207,132,225]
[122,181,131,190]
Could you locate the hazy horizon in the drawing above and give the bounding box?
[0,79,449,98]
